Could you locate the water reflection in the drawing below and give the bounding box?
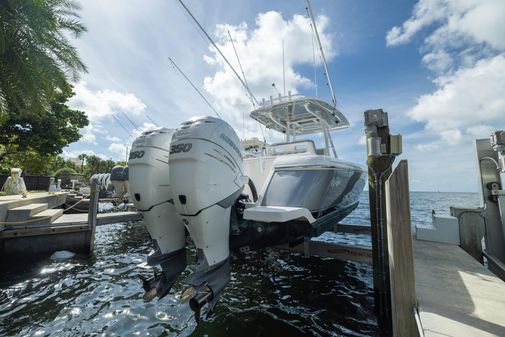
[0,194,407,337]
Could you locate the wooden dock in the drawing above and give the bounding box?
[0,180,141,258]
[414,239,505,336]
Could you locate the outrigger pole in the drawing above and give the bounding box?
[305,0,337,107]
[177,0,259,108]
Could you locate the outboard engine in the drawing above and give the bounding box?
[128,128,187,300]
[169,116,248,319]
[111,165,129,201]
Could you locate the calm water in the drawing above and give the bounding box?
[0,192,480,337]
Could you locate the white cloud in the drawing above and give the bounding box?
[108,143,128,161]
[414,142,439,152]
[69,81,146,123]
[105,135,121,142]
[69,81,148,147]
[408,54,505,136]
[421,50,452,72]
[466,124,495,138]
[386,0,505,50]
[388,1,505,146]
[202,11,336,138]
[80,126,97,144]
[62,149,107,160]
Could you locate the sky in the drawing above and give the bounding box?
[63,0,505,192]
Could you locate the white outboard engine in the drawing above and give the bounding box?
[169,116,248,317]
[128,128,187,299]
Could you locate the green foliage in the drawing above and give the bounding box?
[0,0,87,117]
[83,155,116,179]
[54,167,77,177]
[0,88,88,159]
[0,149,78,175]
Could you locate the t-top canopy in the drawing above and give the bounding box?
[250,95,349,135]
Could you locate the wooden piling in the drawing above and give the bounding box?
[86,178,99,254]
[385,160,419,337]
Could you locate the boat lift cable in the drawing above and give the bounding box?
[305,0,337,108]
[168,57,222,119]
[177,0,259,108]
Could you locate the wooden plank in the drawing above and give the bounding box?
[385,160,419,337]
[414,239,505,336]
[97,212,142,225]
[334,223,371,234]
[52,211,142,226]
[277,240,373,264]
[0,224,89,238]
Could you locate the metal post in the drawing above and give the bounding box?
[364,109,396,336]
[87,178,99,255]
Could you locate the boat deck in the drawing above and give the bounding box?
[414,239,505,336]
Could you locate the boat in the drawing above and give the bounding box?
[125,0,365,322]
[242,94,365,225]
[126,100,365,320]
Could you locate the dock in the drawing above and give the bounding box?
[0,180,141,258]
[414,240,505,336]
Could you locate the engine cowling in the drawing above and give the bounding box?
[128,127,186,299]
[110,165,128,200]
[169,116,247,313]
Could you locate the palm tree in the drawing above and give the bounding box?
[78,153,87,173]
[0,0,87,119]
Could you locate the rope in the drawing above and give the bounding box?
[0,190,99,225]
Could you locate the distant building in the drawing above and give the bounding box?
[68,157,82,167]
[241,137,266,151]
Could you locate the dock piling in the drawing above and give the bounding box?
[86,178,99,255]
[385,160,419,337]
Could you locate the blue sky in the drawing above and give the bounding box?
[64,0,505,192]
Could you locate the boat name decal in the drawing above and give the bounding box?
[220,134,241,158]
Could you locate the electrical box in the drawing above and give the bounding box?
[390,134,402,155]
[364,109,388,127]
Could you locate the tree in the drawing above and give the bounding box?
[0,88,89,162]
[0,150,77,176]
[0,0,87,118]
[78,153,88,173]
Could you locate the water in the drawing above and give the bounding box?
[0,192,480,337]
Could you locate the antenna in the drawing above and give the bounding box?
[282,39,286,96]
[168,57,222,119]
[177,0,259,107]
[305,0,337,107]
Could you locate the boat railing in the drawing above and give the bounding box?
[259,92,304,109]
